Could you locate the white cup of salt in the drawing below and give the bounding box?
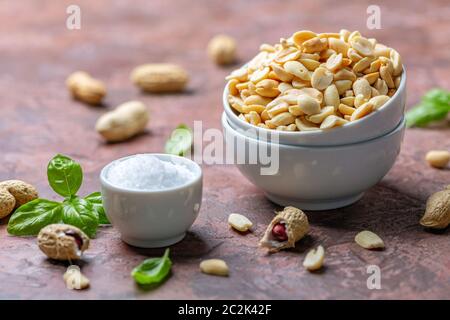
[100,153,202,248]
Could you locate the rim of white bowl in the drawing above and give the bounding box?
[100,153,202,194]
[222,111,406,149]
[223,66,406,136]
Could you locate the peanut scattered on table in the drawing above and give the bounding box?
[200,259,229,277]
[303,245,325,271]
[425,150,450,169]
[226,30,403,131]
[354,230,385,250]
[208,34,237,65]
[131,63,189,93]
[228,213,253,232]
[66,71,106,105]
[0,180,38,219]
[64,265,90,290]
[420,185,450,229]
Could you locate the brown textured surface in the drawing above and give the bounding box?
[0,0,449,300]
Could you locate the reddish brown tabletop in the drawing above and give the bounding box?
[0,0,449,299]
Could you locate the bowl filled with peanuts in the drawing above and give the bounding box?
[223,29,405,146]
[222,29,406,209]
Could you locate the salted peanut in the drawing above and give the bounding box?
[320,48,336,60]
[242,104,266,114]
[374,78,389,96]
[334,80,353,95]
[292,30,317,46]
[284,61,311,81]
[260,43,276,52]
[286,88,323,103]
[267,102,289,118]
[394,76,401,89]
[344,90,354,97]
[278,82,294,93]
[347,47,363,62]
[379,56,394,74]
[255,79,280,97]
[257,123,269,129]
[311,67,333,91]
[390,49,403,76]
[131,63,189,93]
[388,88,397,97]
[326,53,343,72]
[353,78,371,99]
[265,120,277,129]
[299,59,321,71]
[344,115,351,121]
[334,68,356,81]
[287,105,302,116]
[66,71,106,105]
[261,109,270,122]
[295,117,320,131]
[320,115,348,129]
[228,213,253,232]
[260,206,309,252]
[307,106,335,124]
[420,185,450,229]
[354,94,367,108]
[300,53,321,61]
[276,125,288,131]
[355,231,384,250]
[250,66,270,83]
[340,29,351,42]
[200,259,229,277]
[324,84,340,110]
[240,89,251,99]
[369,95,390,109]
[303,245,325,271]
[247,51,269,71]
[297,95,321,115]
[353,56,375,73]
[350,36,374,56]
[380,65,395,89]
[228,79,239,96]
[364,59,382,74]
[348,30,361,42]
[340,96,355,107]
[236,82,249,91]
[268,71,280,81]
[238,114,247,122]
[268,112,295,127]
[271,63,294,82]
[278,94,298,105]
[341,58,352,67]
[318,32,340,39]
[286,123,297,131]
[371,87,380,97]
[374,43,391,57]
[275,49,301,64]
[244,95,272,106]
[302,37,328,53]
[228,95,245,113]
[425,150,450,169]
[351,101,373,121]
[338,103,356,115]
[364,72,379,85]
[208,34,237,65]
[328,38,349,56]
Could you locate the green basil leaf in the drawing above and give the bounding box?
[7,199,63,236]
[423,88,450,105]
[84,192,110,224]
[406,102,450,127]
[47,154,83,197]
[62,197,98,238]
[131,249,172,285]
[164,124,193,157]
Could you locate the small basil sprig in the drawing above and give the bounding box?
[131,249,172,286]
[164,124,193,157]
[406,89,450,127]
[7,154,109,238]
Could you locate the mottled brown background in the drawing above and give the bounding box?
[0,0,449,299]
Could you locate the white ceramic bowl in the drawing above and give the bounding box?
[222,112,405,210]
[223,69,406,146]
[100,154,202,248]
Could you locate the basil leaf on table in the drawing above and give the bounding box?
[47,154,83,197]
[131,249,172,285]
[7,199,62,236]
[62,197,99,238]
[406,88,450,127]
[164,124,193,157]
[85,192,110,224]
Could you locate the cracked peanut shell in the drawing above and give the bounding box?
[38,224,90,261]
[259,206,309,252]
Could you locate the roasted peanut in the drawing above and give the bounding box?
[131,63,188,93]
[355,230,384,250]
[208,34,237,65]
[66,71,106,105]
[200,259,229,276]
[425,150,450,169]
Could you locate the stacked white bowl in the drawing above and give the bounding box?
[222,69,407,210]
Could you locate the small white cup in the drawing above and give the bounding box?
[100,153,202,248]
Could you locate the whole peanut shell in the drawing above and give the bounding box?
[0,180,38,219]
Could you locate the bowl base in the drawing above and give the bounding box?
[121,233,186,248]
[265,192,364,211]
